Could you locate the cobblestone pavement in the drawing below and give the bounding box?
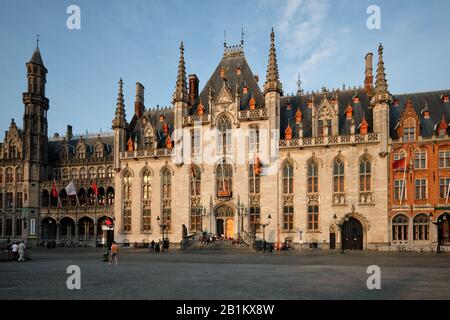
[0,247,449,300]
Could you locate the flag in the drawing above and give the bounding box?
[92,181,98,195]
[105,218,113,226]
[253,156,262,176]
[66,181,77,196]
[393,157,407,170]
[51,180,58,198]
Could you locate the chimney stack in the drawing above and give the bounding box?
[135,82,145,118]
[188,74,199,106]
[66,125,73,141]
[364,52,374,97]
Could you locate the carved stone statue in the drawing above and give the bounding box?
[182,224,188,238]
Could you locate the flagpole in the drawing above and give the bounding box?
[446,178,450,205]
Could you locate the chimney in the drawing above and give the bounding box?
[134,82,145,118]
[254,74,259,83]
[53,132,60,139]
[66,125,73,141]
[188,74,199,106]
[364,52,374,97]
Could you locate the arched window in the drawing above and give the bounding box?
[414,149,427,169]
[282,162,294,194]
[249,162,261,194]
[217,115,232,155]
[88,167,96,180]
[98,167,105,179]
[15,167,23,182]
[0,169,3,184]
[333,158,344,193]
[80,168,87,180]
[143,170,152,200]
[307,160,318,193]
[359,156,371,192]
[70,168,78,180]
[392,214,408,241]
[97,187,105,205]
[249,125,260,153]
[161,168,172,230]
[216,162,232,197]
[87,188,95,206]
[106,187,114,205]
[107,166,114,179]
[142,171,152,232]
[5,168,14,183]
[54,169,61,181]
[78,188,86,206]
[62,169,69,180]
[60,189,68,207]
[77,145,86,159]
[95,145,104,158]
[190,165,201,196]
[413,214,429,241]
[42,190,49,207]
[123,171,132,232]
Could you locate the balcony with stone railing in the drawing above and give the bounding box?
[238,108,269,121]
[120,148,173,160]
[40,204,115,216]
[183,114,211,126]
[279,133,379,149]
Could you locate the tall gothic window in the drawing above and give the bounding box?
[249,206,260,232]
[333,159,344,193]
[413,214,429,241]
[15,167,23,182]
[106,187,115,205]
[307,205,319,231]
[282,162,294,194]
[216,162,232,197]
[359,156,371,192]
[249,125,260,153]
[142,170,151,232]
[122,171,132,232]
[80,168,87,180]
[161,168,172,231]
[217,115,232,155]
[191,129,201,158]
[89,167,96,180]
[249,162,260,194]
[77,146,86,159]
[283,205,294,231]
[5,168,13,183]
[392,214,408,241]
[98,167,105,179]
[190,165,201,197]
[307,160,318,193]
[107,166,114,179]
[439,150,450,168]
[95,145,104,158]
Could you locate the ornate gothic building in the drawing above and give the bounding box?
[1,30,449,251]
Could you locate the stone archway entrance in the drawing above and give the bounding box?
[214,204,235,237]
[342,218,363,250]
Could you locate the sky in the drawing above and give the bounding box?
[0,0,449,136]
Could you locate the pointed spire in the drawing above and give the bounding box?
[112,78,127,129]
[264,28,283,95]
[28,36,45,67]
[370,43,392,107]
[173,41,188,104]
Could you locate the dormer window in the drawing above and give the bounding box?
[403,118,416,142]
[144,129,154,149]
[95,146,104,158]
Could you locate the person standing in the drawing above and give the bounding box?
[109,241,119,266]
[18,241,26,262]
[12,242,19,262]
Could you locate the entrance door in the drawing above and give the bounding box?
[342,218,363,250]
[330,233,336,250]
[216,219,224,236]
[225,218,234,238]
[438,215,450,245]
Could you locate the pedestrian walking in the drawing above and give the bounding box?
[18,241,26,262]
[108,241,119,266]
[12,242,19,261]
[150,240,155,253]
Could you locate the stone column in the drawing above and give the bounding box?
[93,222,98,247]
[74,221,79,242]
[56,222,60,241]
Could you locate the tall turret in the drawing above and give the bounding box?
[112,78,127,170]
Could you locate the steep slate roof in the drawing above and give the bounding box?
[280,88,374,139]
[390,90,449,139]
[189,51,264,115]
[28,47,45,67]
[48,133,114,162]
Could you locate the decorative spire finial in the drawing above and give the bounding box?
[112,78,126,129]
[173,41,188,104]
[263,28,283,95]
[36,34,39,48]
[370,43,392,106]
[297,72,304,95]
[224,30,227,48]
[241,27,244,46]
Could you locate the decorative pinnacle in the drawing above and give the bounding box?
[264,28,282,95]
[173,41,188,104]
[112,77,126,129]
[370,43,392,106]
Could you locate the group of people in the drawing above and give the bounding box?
[5,238,27,262]
[149,239,167,253]
[199,233,243,245]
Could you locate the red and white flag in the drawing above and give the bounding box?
[393,157,407,170]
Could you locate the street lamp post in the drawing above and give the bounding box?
[334,213,350,254]
[157,216,168,252]
[237,198,248,239]
[261,214,271,252]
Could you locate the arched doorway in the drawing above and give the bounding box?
[342,218,363,250]
[214,204,234,237]
[437,213,450,245]
[60,217,75,241]
[41,217,57,241]
[78,217,94,242]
